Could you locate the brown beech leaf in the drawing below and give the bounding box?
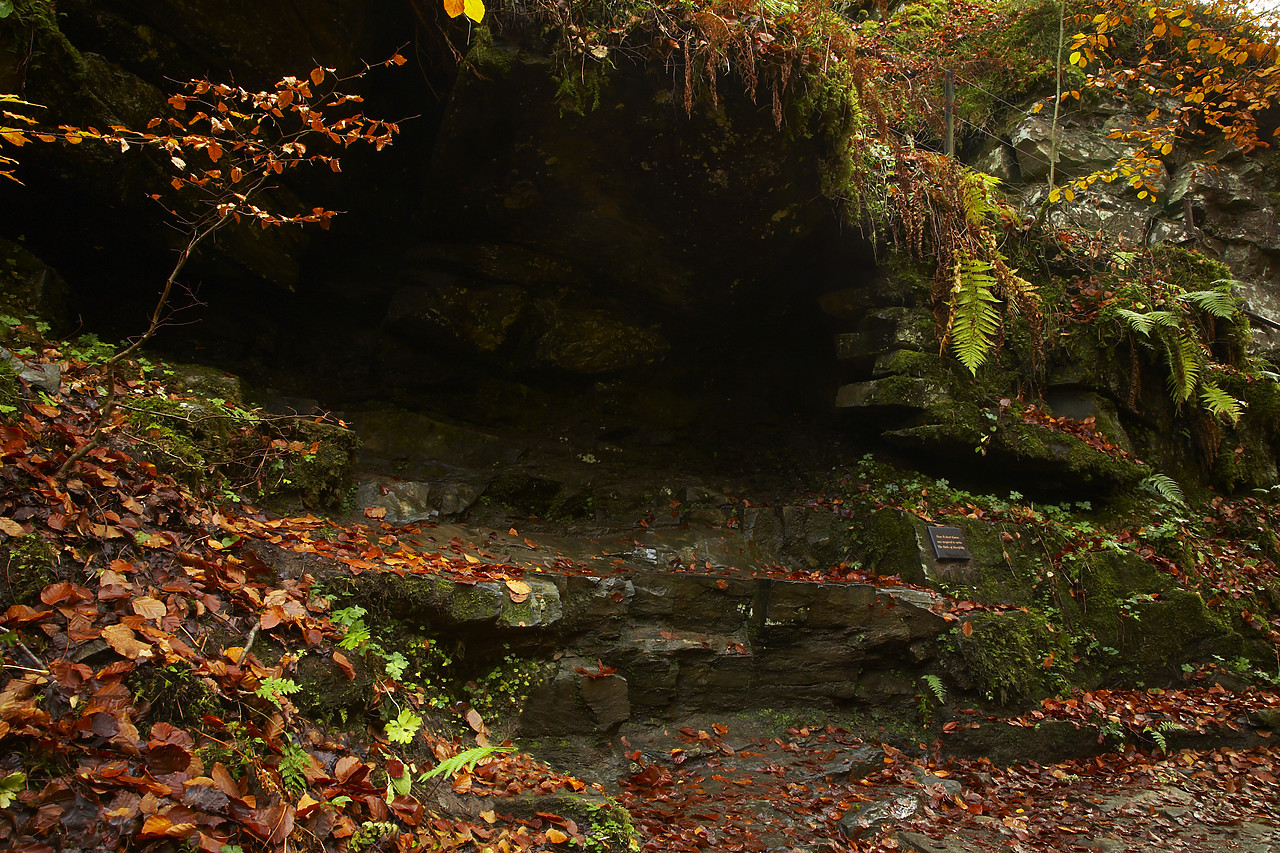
[465,708,485,733]
[133,596,167,622]
[333,651,356,680]
[102,624,154,660]
[139,810,199,840]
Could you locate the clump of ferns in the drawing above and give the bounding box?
[1104,275,1253,425]
[869,154,1042,375]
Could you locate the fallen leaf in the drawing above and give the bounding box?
[101,624,154,660]
[133,596,167,623]
[465,708,485,733]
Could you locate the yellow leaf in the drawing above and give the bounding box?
[1069,51,1081,65]
[546,828,569,844]
[463,0,485,22]
[0,130,27,147]
[442,0,464,17]
[1160,143,1173,155]
[1064,187,1075,201]
[1048,188,1061,202]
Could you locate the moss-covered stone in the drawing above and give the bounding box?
[0,532,60,609]
[124,396,223,487]
[256,418,358,514]
[1118,588,1243,680]
[957,609,1070,705]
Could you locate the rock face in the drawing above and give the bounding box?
[985,102,1280,353]
[344,567,949,724]
[423,33,831,317]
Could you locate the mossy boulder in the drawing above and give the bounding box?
[257,417,358,514]
[956,610,1071,705]
[124,395,225,487]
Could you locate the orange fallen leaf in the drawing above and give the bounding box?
[546,828,569,844]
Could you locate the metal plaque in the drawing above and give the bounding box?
[927,526,971,561]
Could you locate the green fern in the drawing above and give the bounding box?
[1140,473,1186,506]
[418,745,515,782]
[1164,332,1204,404]
[960,171,999,225]
[948,255,1001,375]
[1115,308,1178,337]
[921,674,948,703]
[1144,720,1180,753]
[1199,382,1246,425]
[1178,288,1240,320]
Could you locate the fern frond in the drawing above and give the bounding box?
[1200,382,1246,425]
[1115,308,1177,337]
[948,256,1001,375]
[921,674,948,703]
[960,171,999,225]
[1165,332,1203,403]
[1178,289,1241,320]
[419,745,515,781]
[1140,473,1186,506]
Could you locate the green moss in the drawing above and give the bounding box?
[256,418,357,513]
[580,798,642,852]
[0,532,59,609]
[0,358,19,418]
[467,26,518,77]
[958,609,1070,704]
[129,662,216,724]
[1152,245,1234,290]
[124,396,220,486]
